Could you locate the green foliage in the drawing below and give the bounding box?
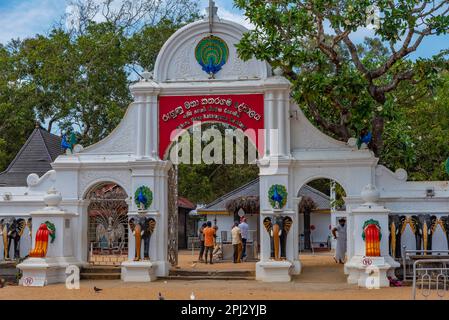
[0,3,199,173]
[235,0,449,157]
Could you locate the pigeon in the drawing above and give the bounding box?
[158,292,165,300]
[94,286,103,293]
[0,278,5,288]
[190,292,196,300]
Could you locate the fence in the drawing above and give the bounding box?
[401,247,449,281]
[412,259,449,300]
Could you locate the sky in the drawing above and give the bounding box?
[0,0,447,59]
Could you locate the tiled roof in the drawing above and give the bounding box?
[178,196,196,209]
[0,127,63,187]
[198,178,330,213]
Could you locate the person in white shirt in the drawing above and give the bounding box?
[231,222,242,263]
[238,218,249,261]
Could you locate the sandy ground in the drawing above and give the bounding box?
[0,252,441,300]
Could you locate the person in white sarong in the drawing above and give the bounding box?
[332,218,347,264]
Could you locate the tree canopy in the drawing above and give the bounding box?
[235,0,449,156]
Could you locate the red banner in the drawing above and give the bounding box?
[159,94,264,159]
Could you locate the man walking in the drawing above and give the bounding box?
[231,222,242,263]
[203,221,216,264]
[198,223,207,262]
[332,218,347,264]
[238,218,249,261]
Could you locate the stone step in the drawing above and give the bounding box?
[169,269,255,277]
[0,262,19,282]
[81,266,121,274]
[160,276,255,281]
[80,273,121,280]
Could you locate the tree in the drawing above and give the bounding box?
[235,0,449,156]
[0,44,37,170]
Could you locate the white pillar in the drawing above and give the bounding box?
[345,184,399,288]
[17,188,83,286]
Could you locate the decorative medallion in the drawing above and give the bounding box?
[135,186,153,210]
[362,219,381,257]
[268,184,288,209]
[195,35,229,78]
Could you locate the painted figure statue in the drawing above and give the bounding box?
[129,216,156,261]
[263,216,293,260]
[0,218,26,260]
[389,215,406,259]
[362,219,381,257]
[29,221,56,258]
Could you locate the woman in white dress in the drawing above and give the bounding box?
[332,218,347,264]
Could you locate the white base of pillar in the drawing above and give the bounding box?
[152,260,170,277]
[121,261,157,282]
[291,259,301,275]
[17,257,83,287]
[345,255,399,288]
[256,260,292,282]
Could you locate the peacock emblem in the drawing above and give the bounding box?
[195,35,229,79]
[268,184,288,209]
[134,186,153,210]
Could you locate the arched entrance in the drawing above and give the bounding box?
[85,182,129,266]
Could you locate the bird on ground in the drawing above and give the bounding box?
[190,292,196,300]
[158,292,165,300]
[93,286,103,293]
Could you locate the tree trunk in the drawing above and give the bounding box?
[371,115,384,157]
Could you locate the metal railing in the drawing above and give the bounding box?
[89,241,128,257]
[401,246,449,281]
[412,259,449,300]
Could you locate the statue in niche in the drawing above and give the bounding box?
[439,216,449,249]
[389,215,406,259]
[0,218,26,260]
[129,216,156,261]
[263,216,293,260]
[409,215,438,253]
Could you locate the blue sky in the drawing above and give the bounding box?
[0,0,447,59]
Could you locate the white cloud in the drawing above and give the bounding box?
[216,7,254,30]
[0,0,66,44]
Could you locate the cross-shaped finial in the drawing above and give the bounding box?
[207,0,218,33]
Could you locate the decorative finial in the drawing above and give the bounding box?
[44,187,62,208]
[207,0,218,33]
[141,70,153,82]
[361,184,380,205]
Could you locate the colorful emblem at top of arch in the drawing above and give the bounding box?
[195,35,229,78]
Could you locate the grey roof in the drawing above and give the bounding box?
[0,127,63,187]
[198,178,330,212]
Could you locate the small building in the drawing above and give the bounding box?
[0,126,62,187]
